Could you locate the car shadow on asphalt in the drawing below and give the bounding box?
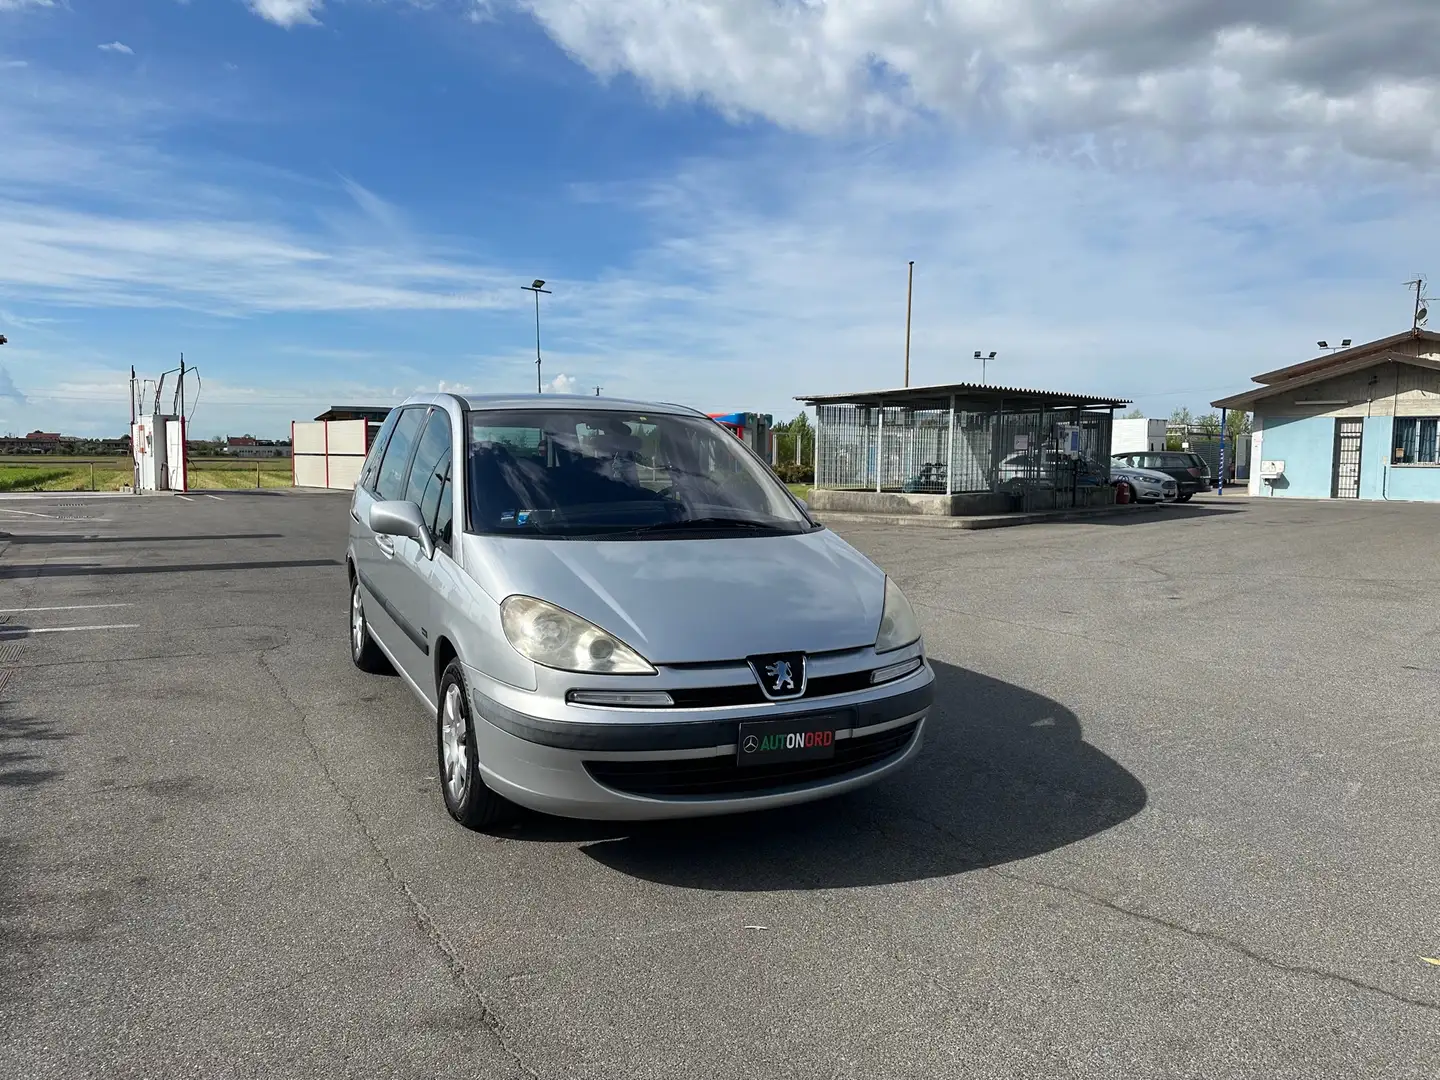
[504,660,1147,889]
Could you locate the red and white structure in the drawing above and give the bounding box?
[291,419,379,490]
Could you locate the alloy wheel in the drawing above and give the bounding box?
[351,583,366,657]
[441,684,470,805]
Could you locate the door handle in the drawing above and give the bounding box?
[375,535,395,557]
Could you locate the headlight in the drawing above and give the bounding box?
[500,596,656,674]
[875,577,922,653]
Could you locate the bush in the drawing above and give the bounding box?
[774,463,814,484]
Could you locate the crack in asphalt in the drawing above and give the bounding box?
[896,810,1440,1016]
[985,864,1440,1016]
[256,648,541,1080]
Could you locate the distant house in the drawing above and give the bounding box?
[0,431,63,453]
[224,435,288,459]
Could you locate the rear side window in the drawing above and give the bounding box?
[374,408,427,502]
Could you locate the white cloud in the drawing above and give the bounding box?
[0,1,56,11]
[98,42,135,55]
[248,0,323,28]
[0,199,521,314]
[545,373,577,394]
[513,0,1440,167]
[1,61,29,69]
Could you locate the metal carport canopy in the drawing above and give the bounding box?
[796,381,1131,409]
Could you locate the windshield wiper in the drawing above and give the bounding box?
[657,516,782,530]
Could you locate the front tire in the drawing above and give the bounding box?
[349,576,390,674]
[437,660,515,831]
[1178,492,1194,502]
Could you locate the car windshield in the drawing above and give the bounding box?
[465,409,813,538]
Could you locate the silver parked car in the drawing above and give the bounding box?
[1109,461,1178,503]
[347,393,934,829]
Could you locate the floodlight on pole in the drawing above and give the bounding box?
[521,279,553,393]
[974,349,997,384]
[1317,339,1352,354]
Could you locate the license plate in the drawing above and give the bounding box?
[736,716,838,765]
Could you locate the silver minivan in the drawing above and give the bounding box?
[347,393,934,829]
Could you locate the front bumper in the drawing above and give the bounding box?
[465,661,934,820]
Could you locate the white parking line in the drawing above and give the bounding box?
[176,495,195,502]
[0,603,134,613]
[0,624,141,637]
[0,507,58,518]
[202,494,224,501]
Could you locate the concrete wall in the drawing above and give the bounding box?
[1248,412,1440,502]
[809,484,1116,516]
[808,489,1014,516]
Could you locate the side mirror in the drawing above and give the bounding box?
[369,500,435,560]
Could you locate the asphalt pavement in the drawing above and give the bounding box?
[1,491,1437,1079]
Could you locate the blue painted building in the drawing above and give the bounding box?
[1214,329,1440,501]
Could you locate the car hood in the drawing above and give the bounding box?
[460,528,885,664]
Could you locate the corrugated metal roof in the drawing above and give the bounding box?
[796,380,1130,407]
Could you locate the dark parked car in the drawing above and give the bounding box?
[1110,451,1211,501]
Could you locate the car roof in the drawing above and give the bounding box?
[395,392,707,418]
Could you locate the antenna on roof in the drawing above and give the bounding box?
[1405,276,1432,329]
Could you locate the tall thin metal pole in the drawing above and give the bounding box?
[534,290,542,393]
[1218,408,1227,497]
[904,261,914,388]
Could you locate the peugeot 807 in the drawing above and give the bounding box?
[346,393,934,829]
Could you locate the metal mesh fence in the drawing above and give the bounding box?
[817,402,1113,495]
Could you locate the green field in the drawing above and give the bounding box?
[0,456,292,492]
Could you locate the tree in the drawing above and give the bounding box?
[1225,411,1253,442]
[1169,406,1194,427]
[1123,408,1145,419]
[1196,412,1222,436]
[774,412,814,467]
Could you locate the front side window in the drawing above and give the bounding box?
[1393,417,1439,464]
[465,409,813,538]
[406,410,453,515]
[359,409,401,493]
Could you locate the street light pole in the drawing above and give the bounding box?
[521,279,552,393]
[973,349,997,384]
[903,261,914,388]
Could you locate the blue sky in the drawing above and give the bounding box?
[1,0,1437,437]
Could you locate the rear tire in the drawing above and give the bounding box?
[349,576,391,674]
[1178,493,1194,502]
[437,660,515,831]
